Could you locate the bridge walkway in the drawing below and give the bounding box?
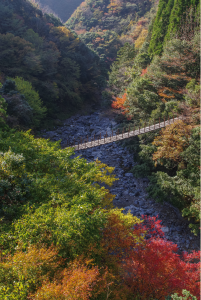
[67,116,182,151]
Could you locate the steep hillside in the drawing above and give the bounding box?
[0,0,106,129]
[108,0,200,235]
[66,0,158,64]
[0,0,200,298]
[148,0,200,56]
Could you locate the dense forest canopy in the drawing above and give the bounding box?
[148,0,200,56]
[0,0,106,128]
[66,0,158,64]
[0,0,200,299]
[109,0,200,236]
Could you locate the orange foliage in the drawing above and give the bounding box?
[1,244,63,293]
[111,92,129,114]
[100,211,144,266]
[140,67,148,77]
[33,257,106,300]
[93,37,104,43]
[131,25,142,40]
[158,87,183,102]
[80,2,86,7]
[4,244,61,276]
[152,120,193,165]
[111,92,132,120]
[107,0,123,13]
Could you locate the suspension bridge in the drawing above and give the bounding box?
[66,114,183,151]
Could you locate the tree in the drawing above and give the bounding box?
[14,77,47,127]
[166,0,200,40]
[152,120,193,167]
[121,216,200,299]
[148,0,174,56]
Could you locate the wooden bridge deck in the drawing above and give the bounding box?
[67,116,182,151]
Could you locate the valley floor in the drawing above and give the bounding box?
[40,108,200,254]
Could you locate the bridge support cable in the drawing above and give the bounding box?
[65,115,183,151]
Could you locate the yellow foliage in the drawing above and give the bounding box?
[152,120,193,165]
[131,25,142,39]
[135,29,148,49]
[94,159,117,187]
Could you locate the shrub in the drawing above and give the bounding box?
[121,216,200,300]
[13,77,47,127]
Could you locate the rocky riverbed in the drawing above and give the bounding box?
[40,109,200,254]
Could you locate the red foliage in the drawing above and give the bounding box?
[121,216,200,299]
[137,19,148,26]
[106,57,116,62]
[140,67,148,77]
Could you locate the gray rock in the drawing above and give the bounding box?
[125,173,133,177]
[161,227,169,233]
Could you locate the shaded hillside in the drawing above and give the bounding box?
[66,0,158,64]
[0,0,106,128]
[36,0,84,22]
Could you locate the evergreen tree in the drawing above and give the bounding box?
[148,0,200,56]
[148,0,174,56]
[166,0,200,39]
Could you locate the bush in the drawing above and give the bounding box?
[169,289,197,300]
[122,216,200,299]
[0,92,7,129]
[13,77,47,127]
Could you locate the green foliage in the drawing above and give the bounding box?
[0,0,106,123]
[66,0,156,64]
[13,77,47,127]
[109,15,200,235]
[109,43,137,91]
[144,126,200,235]
[166,0,200,40]
[126,76,159,120]
[184,79,200,107]
[148,0,174,56]
[169,289,197,300]
[0,129,118,258]
[148,0,200,56]
[0,87,7,129]
[1,79,33,127]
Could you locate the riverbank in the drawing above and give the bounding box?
[40,108,200,254]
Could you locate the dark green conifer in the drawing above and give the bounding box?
[148,0,174,57]
[165,0,200,39]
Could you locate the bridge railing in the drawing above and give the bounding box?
[65,112,184,151]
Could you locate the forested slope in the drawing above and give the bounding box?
[0,0,106,129]
[66,0,158,64]
[109,0,200,235]
[148,0,200,55]
[0,1,200,299]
